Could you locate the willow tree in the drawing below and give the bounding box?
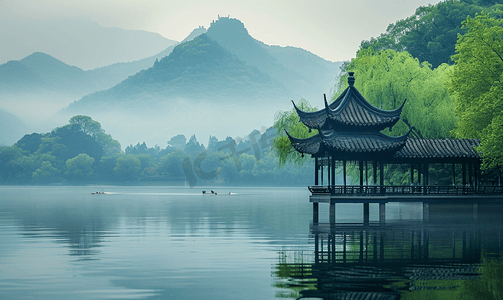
[447,13,503,170]
[337,48,457,139]
[272,99,318,167]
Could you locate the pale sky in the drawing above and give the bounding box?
[1,0,442,63]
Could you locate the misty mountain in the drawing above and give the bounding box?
[88,26,207,88]
[66,34,290,113]
[0,26,207,145]
[206,17,341,100]
[0,108,26,146]
[61,17,342,146]
[1,52,101,95]
[0,18,177,70]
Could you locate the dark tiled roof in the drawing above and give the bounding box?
[395,138,480,159]
[286,132,481,162]
[293,87,405,131]
[286,130,409,157]
[285,131,321,154]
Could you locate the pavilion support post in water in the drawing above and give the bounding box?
[423,202,430,222]
[330,201,336,224]
[314,157,319,186]
[379,203,386,224]
[363,203,369,224]
[472,203,478,223]
[313,202,319,223]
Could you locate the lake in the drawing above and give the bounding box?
[0,186,502,299]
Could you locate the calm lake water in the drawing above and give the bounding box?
[0,186,502,299]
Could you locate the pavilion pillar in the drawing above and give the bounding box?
[331,157,336,187]
[423,163,429,195]
[418,163,422,186]
[468,163,473,186]
[373,160,377,194]
[410,164,414,185]
[373,161,377,184]
[365,161,368,186]
[462,163,467,186]
[452,163,456,186]
[475,164,480,189]
[314,157,319,186]
[379,161,384,194]
[320,163,324,186]
[359,161,364,189]
[343,160,347,193]
[327,158,331,187]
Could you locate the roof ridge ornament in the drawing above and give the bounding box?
[348,72,355,86]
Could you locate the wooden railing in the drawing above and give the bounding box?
[308,185,503,196]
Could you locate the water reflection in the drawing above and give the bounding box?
[273,203,503,299]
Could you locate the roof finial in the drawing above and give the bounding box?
[348,72,355,86]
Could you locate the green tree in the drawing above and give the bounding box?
[167,134,187,150]
[114,154,141,180]
[361,0,491,67]
[69,115,103,137]
[184,135,205,155]
[157,150,186,177]
[70,115,121,156]
[64,153,95,181]
[447,13,503,169]
[33,161,61,183]
[0,146,25,182]
[338,48,457,139]
[272,98,318,167]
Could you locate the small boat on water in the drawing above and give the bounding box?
[91,189,107,195]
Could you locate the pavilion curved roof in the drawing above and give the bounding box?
[292,74,405,131]
[395,138,480,161]
[285,129,410,159]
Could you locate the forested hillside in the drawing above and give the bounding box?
[66,34,289,113]
[0,116,312,186]
[360,0,503,67]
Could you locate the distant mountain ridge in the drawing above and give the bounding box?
[0,18,177,70]
[66,34,290,112]
[67,17,341,114]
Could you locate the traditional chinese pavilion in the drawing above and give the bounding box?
[286,72,500,223]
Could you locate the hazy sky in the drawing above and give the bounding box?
[2,0,441,63]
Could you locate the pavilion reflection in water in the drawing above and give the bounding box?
[273,203,503,299]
